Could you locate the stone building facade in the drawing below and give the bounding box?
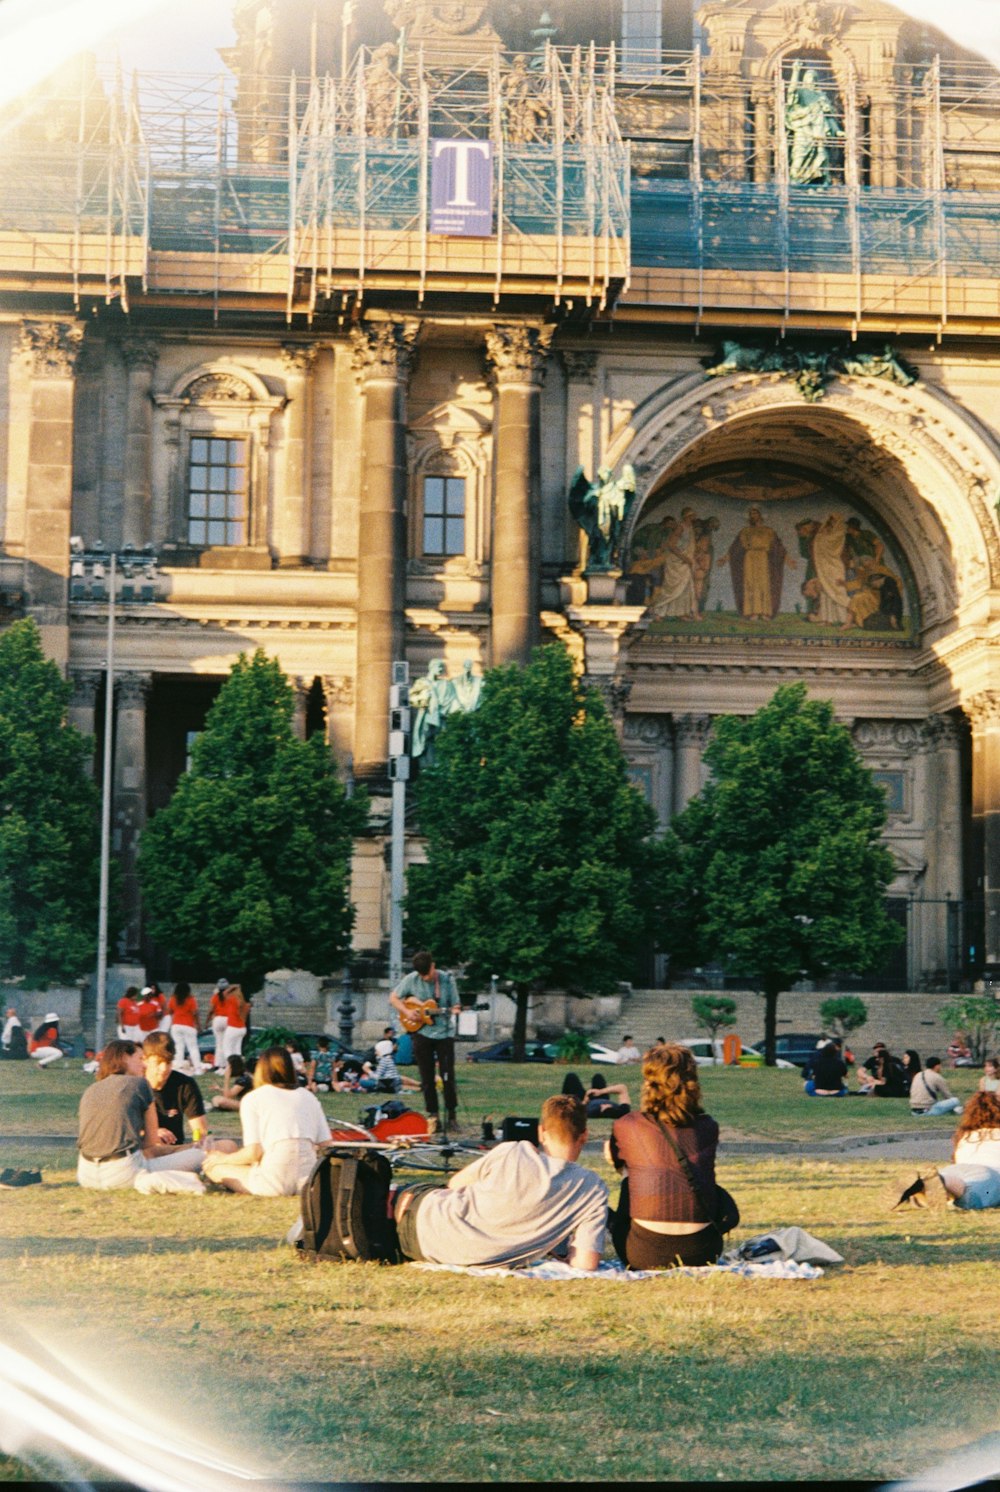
[2,0,1000,988]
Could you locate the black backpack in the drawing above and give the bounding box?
[296,1148,401,1264]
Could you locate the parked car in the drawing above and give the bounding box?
[678,1036,796,1070]
[465,1039,555,1064]
[197,1029,364,1067]
[747,1033,827,1069]
[585,1042,625,1067]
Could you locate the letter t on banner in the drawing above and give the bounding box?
[430,139,493,236]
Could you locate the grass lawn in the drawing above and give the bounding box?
[0,1058,994,1484]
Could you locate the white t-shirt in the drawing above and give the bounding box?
[955,1127,1000,1169]
[414,1140,608,1268]
[240,1084,330,1154]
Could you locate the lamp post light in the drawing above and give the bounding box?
[69,539,157,1054]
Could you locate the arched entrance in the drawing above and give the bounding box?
[595,372,1000,986]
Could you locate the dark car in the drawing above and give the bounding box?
[748,1033,827,1069]
[197,1029,364,1067]
[465,1039,555,1064]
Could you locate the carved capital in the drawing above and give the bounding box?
[69,668,102,707]
[560,350,599,384]
[674,713,712,749]
[484,325,553,388]
[966,692,1000,731]
[120,336,160,374]
[281,343,319,376]
[116,672,153,710]
[349,321,418,385]
[922,713,963,751]
[18,319,84,377]
[852,720,922,753]
[322,674,355,708]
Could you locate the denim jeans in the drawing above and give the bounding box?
[939,1163,1000,1210]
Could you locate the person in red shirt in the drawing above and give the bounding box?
[167,981,203,1073]
[147,982,170,1032]
[208,979,230,1072]
[221,984,249,1066]
[136,988,161,1036]
[116,987,143,1042]
[29,1014,64,1067]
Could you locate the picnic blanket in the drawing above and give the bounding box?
[406,1227,842,1281]
[408,1256,825,1281]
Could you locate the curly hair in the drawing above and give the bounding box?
[640,1043,703,1127]
[953,1090,1000,1149]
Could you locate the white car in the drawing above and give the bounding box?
[677,1036,796,1069]
[586,1042,624,1066]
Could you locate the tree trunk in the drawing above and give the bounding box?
[762,979,782,1066]
[511,983,530,1061]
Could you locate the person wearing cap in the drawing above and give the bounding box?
[209,979,230,1072]
[29,1014,64,1067]
[136,988,162,1039]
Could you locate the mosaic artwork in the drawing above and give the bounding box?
[622,467,917,642]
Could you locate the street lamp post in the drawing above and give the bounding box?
[70,540,157,1053]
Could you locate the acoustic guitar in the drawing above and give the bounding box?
[397,997,440,1034]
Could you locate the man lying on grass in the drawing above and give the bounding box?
[392,1095,608,1270]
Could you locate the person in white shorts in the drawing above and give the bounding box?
[202,1047,331,1196]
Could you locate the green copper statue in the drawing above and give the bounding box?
[568,463,638,571]
[785,63,843,188]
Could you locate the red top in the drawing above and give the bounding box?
[224,992,247,1028]
[136,999,161,1033]
[29,1024,59,1053]
[117,995,142,1027]
[209,992,227,1019]
[169,993,199,1029]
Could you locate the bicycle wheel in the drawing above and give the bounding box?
[388,1140,484,1174]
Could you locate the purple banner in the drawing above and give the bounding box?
[430,139,493,236]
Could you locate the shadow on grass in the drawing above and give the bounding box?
[1,1234,280,1258]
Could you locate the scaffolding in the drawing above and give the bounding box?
[0,48,999,329]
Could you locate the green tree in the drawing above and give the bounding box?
[0,618,107,984]
[139,650,367,992]
[406,645,662,1059]
[691,994,737,1045]
[819,995,869,1043]
[939,993,1000,1065]
[661,683,900,1065]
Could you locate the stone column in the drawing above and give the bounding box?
[278,343,318,566]
[291,676,310,740]
[968,693,1000,970]
[321,674,355,768]
[560,350,599,572]
[673,713,711,814]
[349,320,418,778]
[923,713,965,983]
[17,319,84,659]
[68,669,102,777]
[120,336,159,549]
[485,325,551,666]
[113,671,152,958]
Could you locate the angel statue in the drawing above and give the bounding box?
[568,463,637,572]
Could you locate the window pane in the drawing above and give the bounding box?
[210,438,230,463]
[227,521,244,545]
[424,477,444,514]
[229,442,246,467]
[190,437,208,462]
[445,477,466,514]
[188,519,205,544]
[423,517,443,553]
[445,517,465,553]
[189,493,207,518]
[228,466,245,492]
[189,466,208,493]
[209,493,226,519]
[209,467,228,492]
[207,520,226,545]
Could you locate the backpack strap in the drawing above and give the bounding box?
[334,1155,361,1260]
[298,1153,326,1256]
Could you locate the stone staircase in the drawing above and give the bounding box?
[596,988,970,1060]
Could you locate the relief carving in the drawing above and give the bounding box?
[349,321,419,383]
[484,325,554,388]
[17,320,84,377]
[185,373,256,403]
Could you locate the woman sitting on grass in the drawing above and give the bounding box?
[978,1056,1000,1094]
[936,1091,1000,1210]
[77,1039,206,1193]
[202,1047,330,1195]
[210,1054,253,1111]
[605,1042,737,1270]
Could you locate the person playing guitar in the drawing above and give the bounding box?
[389,951,459,1135]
